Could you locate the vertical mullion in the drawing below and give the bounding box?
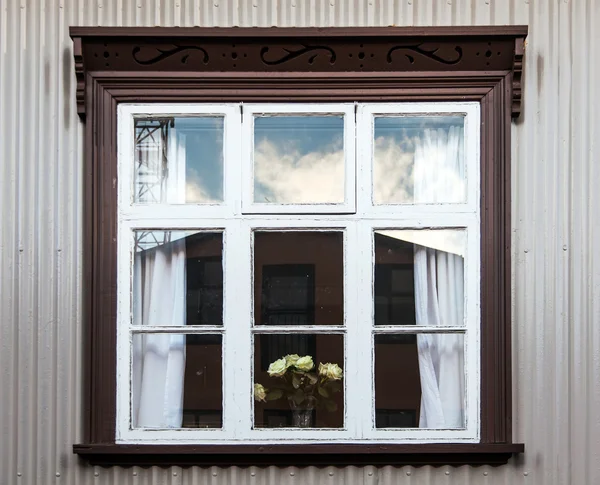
[115,107,133,438]
[223,107,245,438]
[225,103,243,216]
[240,104,253,214]
[116,219,134,439]
[354,105,375,437]
[223,220,252,438]
[341,224,357,435]
[345,105,357,212]
[117,105,134,213]
[355,105,372,217]
[465,220,480,437]
[465,103,481,214]
[349,221,374,438]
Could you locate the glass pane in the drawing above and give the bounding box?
[254,333,344,428]
[254,231,344,326]
[373,116,465,204]
[134,117,224,204]
[133,231,223,326]
[132,333,222,428]
[253,115,345,204]
[374,229,465,327]
[374,333,465,429]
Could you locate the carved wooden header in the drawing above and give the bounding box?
[70,26,526,120]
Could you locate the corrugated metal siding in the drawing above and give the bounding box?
[0,0,598,484]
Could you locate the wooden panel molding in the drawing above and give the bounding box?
[71,26,527,119]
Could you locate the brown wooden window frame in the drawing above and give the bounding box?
[70,26,526,467]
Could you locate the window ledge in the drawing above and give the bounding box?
[74,443,524,467]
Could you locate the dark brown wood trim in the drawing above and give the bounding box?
[511,38,525,119]
[85,77,119,443]
[73,443,524,467]
[70,26,527,119]
[70,26,529,38]
[71,26,526,466]
[479,78,511,443]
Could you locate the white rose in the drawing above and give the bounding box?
[267,358,288,377]
[285,354,300,366]
[319,362,343,380]
[295,355,314,371]
[254,383,267,402]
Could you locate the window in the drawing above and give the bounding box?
[116,101,480,442]
[71,26,526,466]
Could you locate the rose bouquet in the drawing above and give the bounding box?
[254,354,343,427]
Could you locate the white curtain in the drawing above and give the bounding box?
[413,125,464,204]
[131,129,188,428]
[132,239,187,428]
[413,124,466,428]
[132,125,186,428]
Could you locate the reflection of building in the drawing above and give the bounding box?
[159,231,425,429]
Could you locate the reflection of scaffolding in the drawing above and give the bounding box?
[134,118,175,252]
[135,118,175,251]
[134,230,173,252]
[134,118,174,203]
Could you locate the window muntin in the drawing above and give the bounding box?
[116,102,480,443]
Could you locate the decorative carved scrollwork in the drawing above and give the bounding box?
[132,45,209,65]
[260,45,336,66]
[387,44,463,65]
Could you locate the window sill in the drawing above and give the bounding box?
[74,443,524,467]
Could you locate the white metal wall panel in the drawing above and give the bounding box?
[0,0,598,484]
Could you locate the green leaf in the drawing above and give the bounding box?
[329,381,342,393]
[317,386,329,398]
[324,400,338,412]
[307,373,318,385]
[292,389,306,405]
[292,374,301,389]
[266,389,283,401]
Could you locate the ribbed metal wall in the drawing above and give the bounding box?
[1,0,598,484]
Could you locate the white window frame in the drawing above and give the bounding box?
[115,102,480,444]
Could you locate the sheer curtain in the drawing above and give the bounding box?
[413,124,466,428]
[132,129,188,428]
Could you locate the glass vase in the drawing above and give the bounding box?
[289,399,315,428]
